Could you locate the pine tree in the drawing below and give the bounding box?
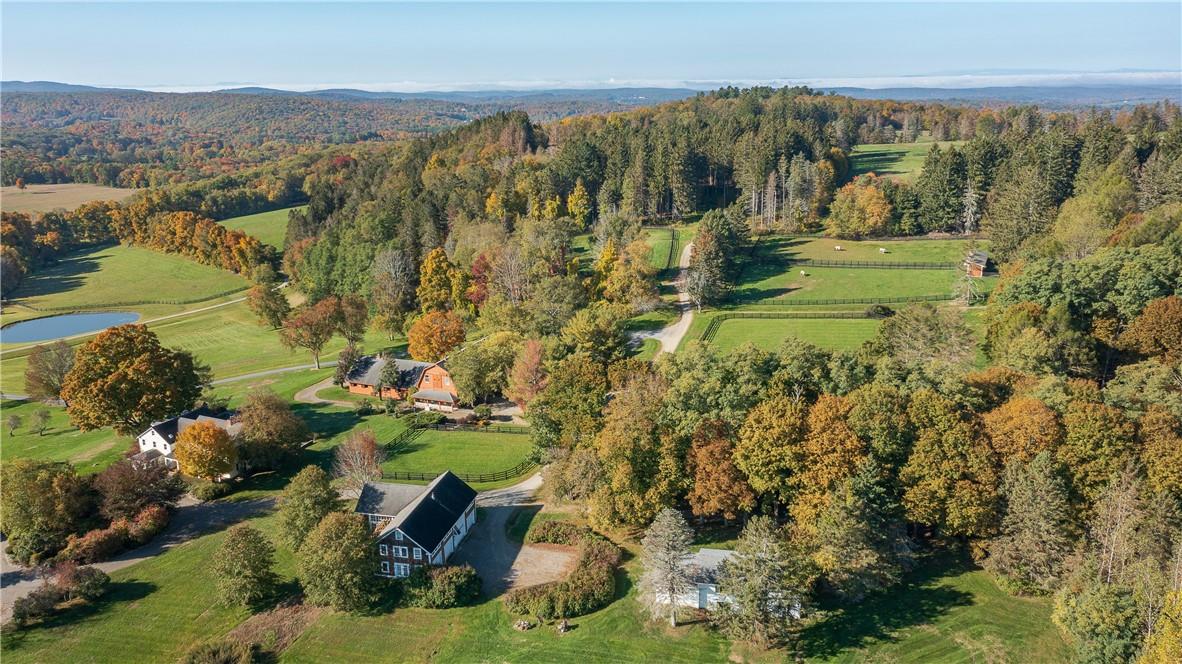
[714,516,814,648]
[812,462,912,603]
[985,452,1076,595]
[640,507,694,626]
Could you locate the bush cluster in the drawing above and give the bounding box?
[406,411,446,428]
[402,565,482,609]
[11,565,110,628]
[504,523,621,620]
[192,481,234,501]
[59,505,170,564]
[180,640,259,664]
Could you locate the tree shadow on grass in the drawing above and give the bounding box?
[290,404,360,441]
[797,553,974,659]
[0,580,157,648]
[12,251,105,300]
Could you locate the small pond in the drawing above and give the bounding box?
[1,312,141,344]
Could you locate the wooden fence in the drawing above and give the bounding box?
[383,459,537,485]
[792,258,958,270]
[748,292,985,307]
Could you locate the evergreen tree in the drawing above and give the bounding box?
[639,507,694,626]
[985,452,1076,595]
[915,145,967,233]
[812,462,912,603]
[714,516,814,648]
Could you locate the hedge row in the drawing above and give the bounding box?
[59,504,169,564]
[504,522,622,620]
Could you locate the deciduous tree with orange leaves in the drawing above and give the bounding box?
[174,421,237,481]
[982,396,1063,464]
[1121,295,1182,362]
[687,420,755,521]
[792,395,867,531]
[407,310,466,361]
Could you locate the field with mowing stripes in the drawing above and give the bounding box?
[704,316,881,353]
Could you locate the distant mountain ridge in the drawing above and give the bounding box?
[5,80,1178,110]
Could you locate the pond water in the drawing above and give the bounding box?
[1,312,141,344]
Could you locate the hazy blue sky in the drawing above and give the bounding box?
[3,2,1180,91]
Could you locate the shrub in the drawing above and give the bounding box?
[407,411,445,428]
[403,565,482,608]
[193,481,233,501]
[865,304,895,319]
[128,504,170,544]
[180,641,259,664]
[474,404,493,422]
[354,400,376,416]
[505,524,621,620]
[11,585,65,627]
[60,522,130,564]
[56,564,111,601]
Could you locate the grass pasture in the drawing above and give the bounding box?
[848,140,964,182]
[1,244,249,326]
[783,236,983,263]
[0,183,137,214]
[705,316,880,353]
[0,505,1067,664]
[0,400,126,474]
[218,206,304,249]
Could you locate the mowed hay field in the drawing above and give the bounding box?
[0,244,249,326]
[849,140,965,182]
[0,183,137,213]
[218,205,303,249]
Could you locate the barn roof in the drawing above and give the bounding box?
[345,355,435,389]
[356,472,476,553]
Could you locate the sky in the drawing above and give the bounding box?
[2,2,1180,92]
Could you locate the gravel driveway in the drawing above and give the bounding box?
[452,473,577,595]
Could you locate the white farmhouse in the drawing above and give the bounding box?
[674,548,735,610]
[133,406,242,475]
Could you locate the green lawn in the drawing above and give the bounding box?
[707,317,881,353]
[306,413,533,479]
[0,399,127,474]
[0,505,1066,664]
[1,244,249,326]
[849,140,965,183]
[218,206,304,249]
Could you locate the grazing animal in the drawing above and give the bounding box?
[834,245,843,251]
[879,247,888,254]
[800,270,807,276]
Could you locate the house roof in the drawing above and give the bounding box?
[139,405,238,443]
[687,548,735,584]
[355,472,476,553]
[413,389,456,404]
[965,250,989,267]
[346,355,435,389]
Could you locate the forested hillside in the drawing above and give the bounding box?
[0,88,689,188]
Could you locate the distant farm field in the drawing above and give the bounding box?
[849,140,965,182]
[0,399,126,474]
[0,183,137,213]
[218,205,303,249]
[1,244,249,326]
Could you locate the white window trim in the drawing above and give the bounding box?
[393,546,408,558]
[379,544,388,556]
[394,531,404,541]
[394,563,410,578]
[381,561,390,575]
[413,547,422,560]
